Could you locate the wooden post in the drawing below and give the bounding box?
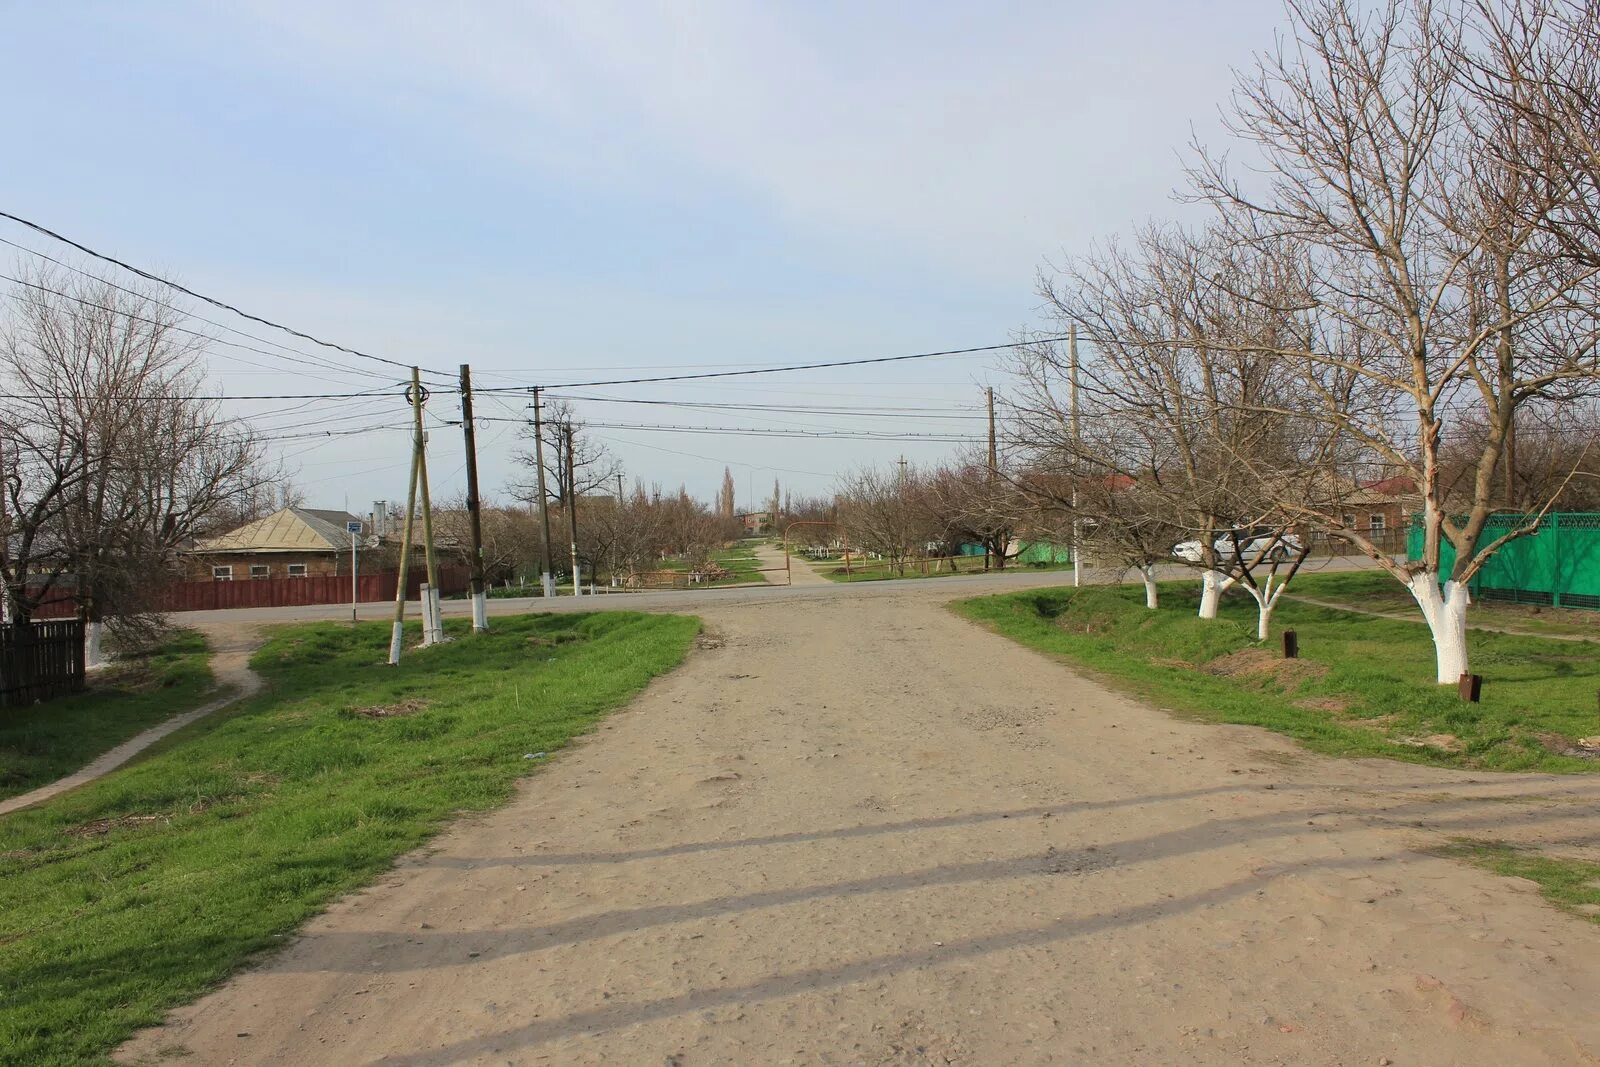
[388,372,424,666]
[531,388,554,597]
[1282,629,1298,659]
[1457,672,1483,703]
[459,363,488,632]
[416,380,443,644]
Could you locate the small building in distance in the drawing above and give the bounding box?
[737,510,774,535]
[187,507,366,581]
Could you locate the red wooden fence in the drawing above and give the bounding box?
[30,567,469,618]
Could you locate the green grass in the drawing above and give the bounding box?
[656,547,769,586]
[953,582,1600,773]
[0,611,698,1066]
[0,631,215,802]
[1438,840,1600,923]
[814,556,1074,583]
[1289,570,1600,641]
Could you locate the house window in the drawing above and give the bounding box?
[212,566,233,582]
[1369,513,1387,532]
[1341,513,1356,528]
[287,564,308,578]
[250,565,270,580]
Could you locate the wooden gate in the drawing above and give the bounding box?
[0,619,86,708]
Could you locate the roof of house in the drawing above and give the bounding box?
[192,507,364,555]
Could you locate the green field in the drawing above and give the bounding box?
[954,582,1600,773]
[0,611,698,1066]
[0,630,216,802]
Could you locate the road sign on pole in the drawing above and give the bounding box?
[348,520,363,623]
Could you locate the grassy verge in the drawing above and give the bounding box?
[1437,840,1600,924]
[0,611,698,1066]
[815,558,1074,583]
[1289,570,1600,641]
[0,630,214,802]
[953,583,1600,772]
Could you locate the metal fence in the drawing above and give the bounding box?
[32,567,471,618]
[1407,512,1600,610]
[0,619,86,707]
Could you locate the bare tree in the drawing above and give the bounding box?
[510,399,620,509]
[1190,0,1600,682]
[920,453,1028,570]
[1019,224,1299,627]
[836,464,935,574]
[0,264,270,662]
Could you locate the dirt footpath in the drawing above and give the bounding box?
[121,583,1600,1066]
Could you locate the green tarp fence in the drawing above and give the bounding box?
[1406,512,1600,610]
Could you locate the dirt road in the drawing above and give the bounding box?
[121,576,1600,1065]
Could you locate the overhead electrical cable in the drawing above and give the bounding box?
[0,209,449,379]
[0,236,392,381]
[478,337,1068,391]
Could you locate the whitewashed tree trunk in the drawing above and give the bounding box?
[1408,573,1471,684]
[471,590,489,632]
[1141,565,1159,609]
[1256,603,1273,641]
[84,619,107,670]
[1198,570,1234,619]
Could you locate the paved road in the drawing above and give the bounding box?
[121,552,1600,1066]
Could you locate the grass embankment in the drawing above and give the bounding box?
[954,583,1600,773]
[1289,570,1600,641]
[0,611,698,1066]
[0,630,214,802]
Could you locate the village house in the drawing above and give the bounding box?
[187,507,368,581]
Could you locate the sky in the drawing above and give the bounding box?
[0,0,1284,513]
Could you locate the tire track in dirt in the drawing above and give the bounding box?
[118,586,1600,1065]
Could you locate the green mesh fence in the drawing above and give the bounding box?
[1406,513,1600,610]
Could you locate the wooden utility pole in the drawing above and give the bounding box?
[416,376,443,644]
[459,364,488,632]
[388,370,425,665]
[565,422,581,595]
[986,386,997,472]
[1070,324,1083,588]
[530,388,554,597]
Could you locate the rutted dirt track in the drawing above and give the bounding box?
[121,564,1600,1065]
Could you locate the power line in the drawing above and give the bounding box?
[472,416,983,442]
[0,236,392,381]
[0,271,417,390]
[0,209,447,379]
[478,337,1067,392]
[544,392,987,418]
[589,432,832,479]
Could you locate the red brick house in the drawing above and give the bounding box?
[187,507,366,581]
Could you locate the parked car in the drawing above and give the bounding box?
[1172,528,1304,565]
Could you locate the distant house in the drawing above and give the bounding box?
[737,510,773,535]
[188,507,366,581]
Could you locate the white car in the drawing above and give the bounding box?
[1172,529,1303,565]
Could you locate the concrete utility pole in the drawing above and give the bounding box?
[530,388,555,598]
[565,423,581,596]
[459,364,489,632]
[1070,324,1083,589]
[388,369,425,666]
